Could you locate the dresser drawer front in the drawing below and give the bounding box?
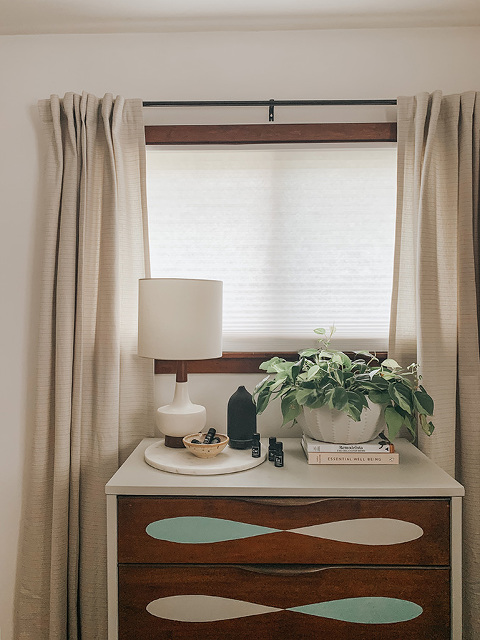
[117,496,450,565]
[118,564,450,640]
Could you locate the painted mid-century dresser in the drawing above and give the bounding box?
[106,438,464,640]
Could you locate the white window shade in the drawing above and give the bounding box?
[146,145,397,352]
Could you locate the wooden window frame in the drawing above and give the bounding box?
[145,121,396,374]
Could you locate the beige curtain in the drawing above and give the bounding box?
[390,90,480,639]
[14,93,154,639]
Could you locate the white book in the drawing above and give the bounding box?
[301,439,399,465]
[301,433,394,453]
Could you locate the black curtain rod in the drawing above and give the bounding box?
[142,99,397,107]
[142,99,397,121]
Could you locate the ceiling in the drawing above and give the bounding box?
[1,0,480,35]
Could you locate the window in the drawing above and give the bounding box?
[145,123,397,368]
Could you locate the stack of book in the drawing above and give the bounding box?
[301,434,399,465]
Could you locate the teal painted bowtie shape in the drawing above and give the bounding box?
[145,516,423,546]
[146,594,423,624]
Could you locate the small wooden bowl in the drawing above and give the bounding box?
[183,433,229,459]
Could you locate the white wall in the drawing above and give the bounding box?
[1,27,480,639]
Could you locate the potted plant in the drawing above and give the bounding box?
[253,327,435,443]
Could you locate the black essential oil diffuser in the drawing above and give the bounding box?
[227,385,257,449]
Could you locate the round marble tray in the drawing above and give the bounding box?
[144,439,267,475]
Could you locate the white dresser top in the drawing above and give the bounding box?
[105,437,464,498]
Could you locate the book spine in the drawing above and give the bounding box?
[301,443,399,464]
[301,436,394,453]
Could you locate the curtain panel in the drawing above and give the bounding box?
[390,90,480,638]
[14,93,154,639]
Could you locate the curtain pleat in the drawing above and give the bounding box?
[14,92,154,639]
[390,90,480,639]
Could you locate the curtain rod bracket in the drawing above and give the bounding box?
[269,99,275,122]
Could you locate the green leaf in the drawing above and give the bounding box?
[259,357,285,373]
[392,405,407,418]
[379,370,397,380]
[355,350,379,361]
[351,363,367,374]
[272,360,295,374]
[295,388,316,406]
[315,375,332,392]
[280,391,301,426]
[318,350,334,360]
[296,372,310,382]
[323,387,335,407]
[330,387,348,410]
[252,375,272,402]
[254,383,273,414]
[420,414,435,436]
[333,369,344,386]
[298,348,318,358]
[357,380,384,390]
[306,364,320,380]
[413,390,434,416]
[370,376,389,389]
[346,390,368,411]
[384,406,405,440]
[307,391,328,409]
[388,382,414,413]
[336,352,352,368]
[290,361,303,382]
[314,327,327,335]
[368,390,391,405]
[297,379,317,389]
[382,358,402,370]
[270,375,288,390]
[346,404,362,421]
[403,415,416,439]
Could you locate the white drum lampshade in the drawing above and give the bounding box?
[138,278,223,447]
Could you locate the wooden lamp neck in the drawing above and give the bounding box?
[176,361,188,383]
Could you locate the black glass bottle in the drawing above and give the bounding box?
[274,441,284,467]
[227,385,257,449]
[268,437,277,461]
[251,433,261,458]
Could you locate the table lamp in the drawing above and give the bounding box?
[138,278,223,448]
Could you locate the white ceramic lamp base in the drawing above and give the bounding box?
[156,382,207,448]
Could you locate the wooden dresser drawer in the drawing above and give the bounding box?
[118,564,450,640]
[117,496,450,565]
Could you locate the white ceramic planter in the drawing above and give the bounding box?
[300,402,384,444]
